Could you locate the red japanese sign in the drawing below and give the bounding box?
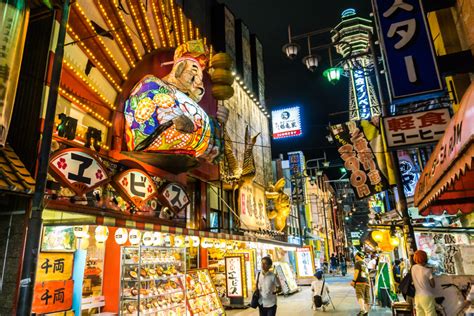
[382,108,450,148]
[330,121,390,199]
[32,280,73,314]
[112,169,158,208]
[49,148,110,195]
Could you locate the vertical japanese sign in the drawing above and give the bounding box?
[113,169,158,208]
[251,35,266,106]
[240,21,252,89]
[272,107,302,139]
[239,182,270,230]
[288,151,306,202]
[372,0,442,100]
[296,246,314,278]
[49,149,110,195]
[350,66,374,121]
[382,108,450,147]
[0,1,28,146]
[33,252,74,314]
[330,121,390,199]
[225,256,244,298]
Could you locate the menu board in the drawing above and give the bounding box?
[186,269,225,316]
[225,256,244,298]
[296,246,315,278]
[274,262,298,295]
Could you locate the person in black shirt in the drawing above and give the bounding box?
[351,252,370,316]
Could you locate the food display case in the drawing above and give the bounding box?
[185,269,225,316]
[119,246,186,315]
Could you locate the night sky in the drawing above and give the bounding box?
[221,0,373,174]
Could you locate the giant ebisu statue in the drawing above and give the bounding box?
[123,40,227,173]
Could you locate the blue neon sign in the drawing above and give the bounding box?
[351,69,372,120]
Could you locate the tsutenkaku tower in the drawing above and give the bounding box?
[332,9,381,121]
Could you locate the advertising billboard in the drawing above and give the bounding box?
[272,107,302,139]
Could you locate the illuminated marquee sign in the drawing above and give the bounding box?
[272,107,302,139]
[49,148,109,195]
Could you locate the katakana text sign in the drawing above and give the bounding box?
[225,256,244,298]
[272,107,302,139]
[32,280,73,314]
[113,169,158,208]
[158,182,190,214]
[49,148,109,195]
[36,253,73,282]
[330,121,390,199]
[372,0,442,100]
[383,108,451,148]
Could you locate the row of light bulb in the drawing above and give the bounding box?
[232,71,270,118]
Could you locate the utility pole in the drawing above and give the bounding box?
[17,1,71,314]
[368,32,417,253]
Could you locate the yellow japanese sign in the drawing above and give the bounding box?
[36,252,73,282]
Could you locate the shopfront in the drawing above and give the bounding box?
[414,82,474,274]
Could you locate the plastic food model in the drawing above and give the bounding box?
[185,269,225,316]
[120,247,186,315]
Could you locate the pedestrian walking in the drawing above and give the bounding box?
[392,259,402,292]
[351,251,370,316]
[340,254,347,276]
[330,253,338,274]
[412,250,436,316]
[257,256,281,316]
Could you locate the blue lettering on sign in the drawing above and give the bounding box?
[373,0,442,100]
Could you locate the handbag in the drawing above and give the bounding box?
[249,272,260,308]
[399,270,416,299]
[313,278,325,308]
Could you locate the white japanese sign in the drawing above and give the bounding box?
[239,182,271,231]
[383,108,450,148]
[296,247,314,278]
[159,183,190,214]
[225,256,244,298]
[113,169,157,208]
[49,149,109,195]
[272,107,302,139]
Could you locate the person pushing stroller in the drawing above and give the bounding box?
[311,270,333,311]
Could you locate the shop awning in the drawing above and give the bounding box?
[0,145,35,195]
[414,83,474,216]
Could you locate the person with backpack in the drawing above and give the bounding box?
[311,270,330,311]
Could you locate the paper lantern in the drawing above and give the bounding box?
[372,230,384,242]
[153,232,164,246]
[211,84,234,100]
[191,236,200,247]
[73,225,89,239]
[226,241,234,250]
[213,239,220,249]
[390,236,400,247]
[129,229,141,245]
[115,228,128,245]
[184,236,191,248]
[95,226,109,243]
[201,238,213,248]
[210,52,233,69]
[174,236,185,248]
[164,235,173,247]
[79,236,90,249]
[211,69,234,85]
[142,231,153,246]
[218,240,227,249]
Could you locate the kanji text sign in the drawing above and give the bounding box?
[225,256,244,298]
[32,280,73,314]
[36,253,73,282]
[373,0,442,99]
[383,108,450,148]
[113,169,158,208]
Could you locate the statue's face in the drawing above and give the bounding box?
[169,59,205,102]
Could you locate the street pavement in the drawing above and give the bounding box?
[226,273,392,316]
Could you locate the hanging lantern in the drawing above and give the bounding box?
[73,225,89,239]
[129,229,141,245]
[115,228,128,245]
[184,236,191,248]
[219,240,227,249]
[79,235,90,249]
[153,232,164,246]
[142,231,153,246]
[213,239,220,249]
[390,236,400,247]
[302,54,320,72]
[95,226,109,243]
[164,234,173,247]
[174,236,185,248]
[226,241,234,250]
[201,238,213,248]
[191,236,200,247]
[372,230,384,242]
[323,67,343,84]
[282,42,300,60]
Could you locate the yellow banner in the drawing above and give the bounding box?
[36,253,73,282]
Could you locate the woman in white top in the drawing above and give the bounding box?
[411,250,436,316]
